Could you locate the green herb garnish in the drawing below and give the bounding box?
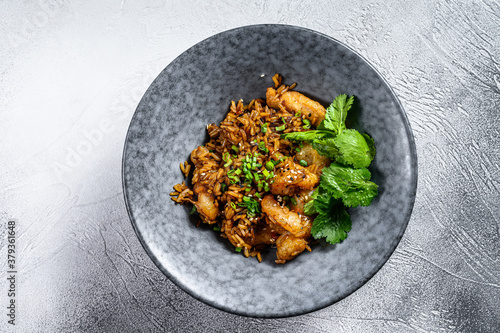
[237,196,261,217]
[261,122,268,133]
[281,94,378,246]
[258,141,269,154]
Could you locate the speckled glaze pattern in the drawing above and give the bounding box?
[123,25,417,317]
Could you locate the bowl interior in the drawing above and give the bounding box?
[123,24,417,317]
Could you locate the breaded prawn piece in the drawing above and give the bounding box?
[261,194,311,238]
[266,87,326,126]
[193,184,219,223]
[270,158,319,197]
[275,232,309,264]
[295,143,331,174]
[288,189,315,215]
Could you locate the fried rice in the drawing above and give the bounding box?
[171,74,330,264]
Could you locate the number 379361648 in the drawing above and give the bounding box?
[7,220,16,270]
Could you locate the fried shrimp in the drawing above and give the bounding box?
[295,143,331,175]
[261,194,311,238]
[266,88,326,126]
[276,232,310,263]
[270,159,319,196]
[194,187,219,223]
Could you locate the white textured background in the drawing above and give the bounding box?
[1,1,499,332]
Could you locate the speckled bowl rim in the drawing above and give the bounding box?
[122,24,418,318]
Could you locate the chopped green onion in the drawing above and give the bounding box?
[230,202,236,209]
[302,119,311,129]
[229,176,240,184]
[263,182,270,192]
[299,159,308,167]
[283,195,290,202]
[295,111,301,117]
[265,161,274,171]
[231,145,239,153]
[224,159,233,167]
[245,187,252,192]
[222,151,230,162]
[235,247,242,252]
[262,169,270,178]
[281,117,286,124]
[276,124,286,131]
[272,157,285,166]
[291,197,298,205]
[221,183,227,192]
[258,141,269,153]
[254,173,261,182]
[237,196,261,217]
[261,123,268,133]
[213,226,221,231]
[254,193,262,198]
[190,205,197,215]
[234,169,242,175]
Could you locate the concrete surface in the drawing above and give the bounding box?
[1,1,499,332]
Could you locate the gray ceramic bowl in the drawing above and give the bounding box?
[122,24,417,317]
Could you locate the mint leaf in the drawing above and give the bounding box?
[363,133,376,160]
[311,192,351,244]
[320,163,378,207]
[333,129,375,168]
[311,138,339,158]
[318,94,354,135]
[281,130,334,142]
